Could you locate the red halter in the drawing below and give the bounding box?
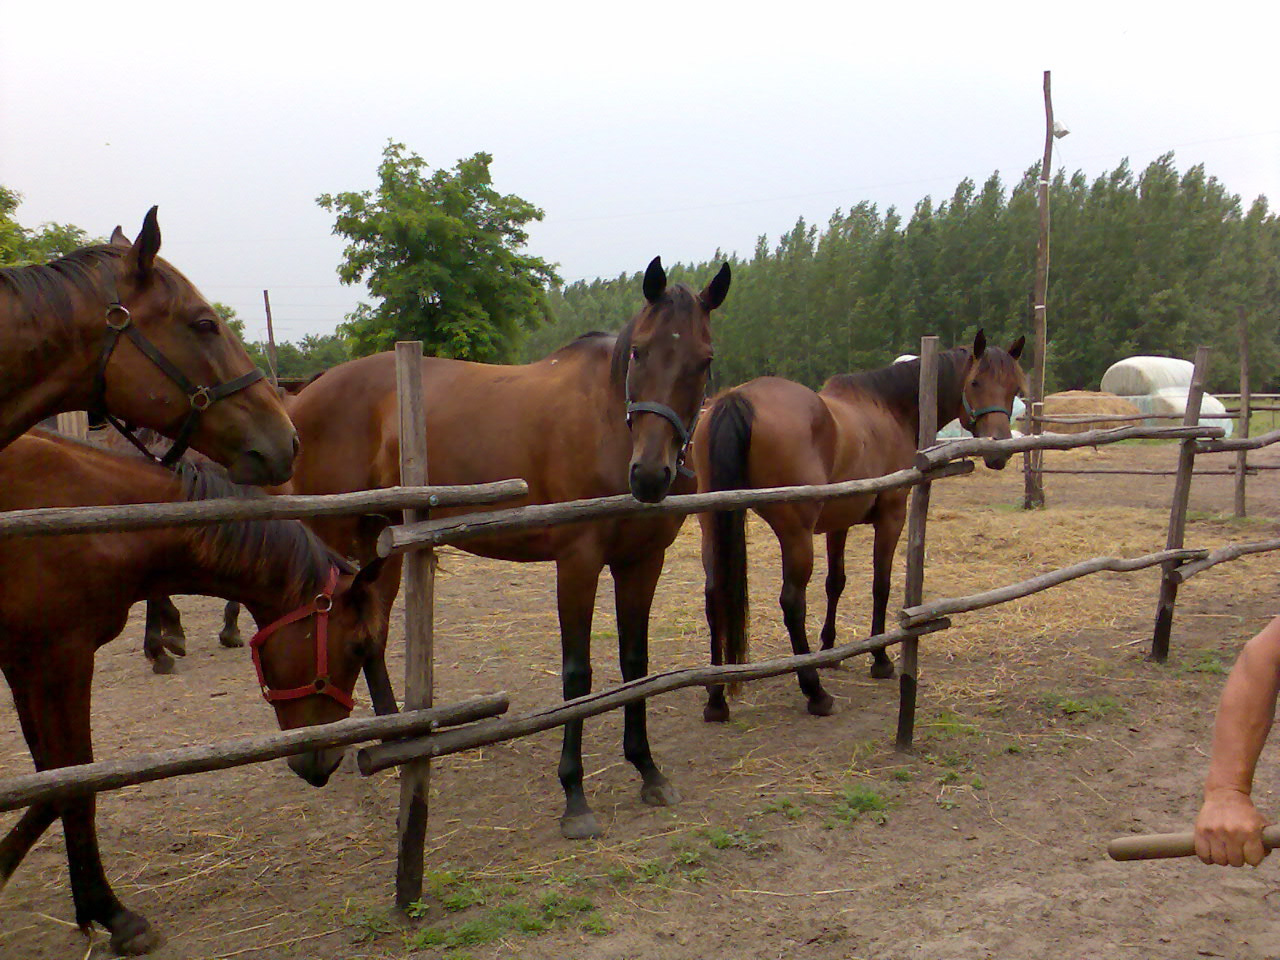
[248,565,354,710]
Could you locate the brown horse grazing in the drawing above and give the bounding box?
[0,432,386,954]
[694,331,1026,722]
[285,258,729,839]
[0,208,297,482]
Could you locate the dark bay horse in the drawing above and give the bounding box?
[0,208,297,482]
[286,258,729,838]
[693,331,1026,721]
[0,432,387,954]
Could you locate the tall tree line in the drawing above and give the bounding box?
[529,155,1279,393]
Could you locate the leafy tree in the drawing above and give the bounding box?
[318,142,560,361]
[0,186,96,265]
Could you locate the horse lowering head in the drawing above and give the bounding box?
[99,209,298,484]
[250,560,389,786]
[960,330,1027,470]
[620,257,731,503]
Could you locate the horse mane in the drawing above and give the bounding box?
[0,244,185,328]
[176,461,353,601]
[824,347,971,417]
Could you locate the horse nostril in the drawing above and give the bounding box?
[291,433,300,457]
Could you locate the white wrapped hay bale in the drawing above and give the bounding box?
[1100,356,1194,395]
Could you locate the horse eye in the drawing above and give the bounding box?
[191,317,219,334]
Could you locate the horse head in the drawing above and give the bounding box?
[620,257,731,503]
[250,559,390,787]
[98,208,298,484]
[959,330,1027,470]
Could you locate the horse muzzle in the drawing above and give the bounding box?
[287,746,345,787]
[629,460,674,503]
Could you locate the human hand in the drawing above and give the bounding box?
[1195,788,1270,866]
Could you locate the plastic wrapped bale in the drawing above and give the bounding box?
[1100,356,1194,395]
[1125,387,1234,438]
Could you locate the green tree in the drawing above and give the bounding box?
[318,142,560,361]
[0,186,96,265]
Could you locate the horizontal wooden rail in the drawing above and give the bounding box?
[378,461,974,556]
[898,549,1208,627]
[1173,538,1280,584]
[916,425,1224,471]
[1040,468,1261,477]
[1028,413,1204,425]
[0,694,509,812]
[356,620,951,774]
[1195,428,1280,454]
[0,481,528,540]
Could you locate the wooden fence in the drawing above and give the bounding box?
[5,339,1280,915]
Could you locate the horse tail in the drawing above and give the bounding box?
[706,391,755,672]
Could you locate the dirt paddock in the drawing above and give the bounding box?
[6,441,1280,959]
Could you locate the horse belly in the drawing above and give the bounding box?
[815,494,876,534]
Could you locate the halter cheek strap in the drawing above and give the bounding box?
[962,393,1013,434]
[249,566,353,710]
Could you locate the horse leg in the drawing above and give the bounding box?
[869,499,907,679]
[143,598,185,674]
[218,601,244,648]
[0,803,59,891]
[555,548,604,839]
[699,511,731,722]
[612,554,680,808]
[819,528,848,654]
[774,522,834,716]
[4,655,159,953]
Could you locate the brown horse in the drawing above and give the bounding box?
[0,208,296,482]
[285,258,729,838]
[0,432,387,954]
[694,331,1026,721]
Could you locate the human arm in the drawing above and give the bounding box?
[1194,614,1280,867]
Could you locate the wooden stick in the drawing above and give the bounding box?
[1030,413,1195,424]
[1108,825,1280,861]
[357,620,952,775]
[1040,468,1261,477]
[897,336,937,752]
[1024,68,1054,511]
[0,694,507,812]
[1236,308,1251,518]
[0,480,527,540]
[917,424,1224,472]
[262,290,280,389]
[1150,347,1210,663]
[1173,538,1280,584]
[1196,428,1280,454]
[394,342,435,909]
[378,461,974,556]
[898,548,1207,627]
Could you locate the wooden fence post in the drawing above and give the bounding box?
[1150,346,1209,662]
[1235,310,1250,518]
[394,341,436,909]
[896,335,938,751]
[1023,69,1056,511]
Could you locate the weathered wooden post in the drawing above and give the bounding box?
[1150,346,1209,662]
[1235,310,1250,518]
[1023,69,1057,510]
[394,341,436,908]
[896,335,938,751]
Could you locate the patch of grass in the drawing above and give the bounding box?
[342,905,397,943]
[892,769,914,782]
[761,796,804,819]
[697,826,770,855]
[937,770,960,785]
[1046,693,1124,721]
[403,883,604,953]
[1180,649,1229,675]
[831,784,891,825]
[924,710,980,737]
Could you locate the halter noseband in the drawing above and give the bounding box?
[961,392,1013,434]
[248,565,354,710]
[90,288,265,467]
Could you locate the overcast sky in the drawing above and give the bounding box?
[2,1,1277,345]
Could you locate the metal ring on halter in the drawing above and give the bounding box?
[105,303,132,330]
[189,387,213,411]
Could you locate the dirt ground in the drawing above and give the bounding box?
[6,441,1280,960]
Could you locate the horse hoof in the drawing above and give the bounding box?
[560,812,601,840]
[868,658,896,680]
[219,632,244,649]
[703,702,730,723]
[151,654,177,676]
[160,636,187,658]
[109,912,161,955]
[807,692,836,717]
[640,779,681,808]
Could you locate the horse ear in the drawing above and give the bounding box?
[1008,335,1026,360]
[643,257,666,304]
[110,225,130,247]
[699,263,732,312]
[127,206,162,280]
[972,328,987,360]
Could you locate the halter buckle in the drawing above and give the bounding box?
[314,594,333,613]
[105,303,132,331]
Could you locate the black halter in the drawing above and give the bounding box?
[623,356,702,479]
[89,291,264,467]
